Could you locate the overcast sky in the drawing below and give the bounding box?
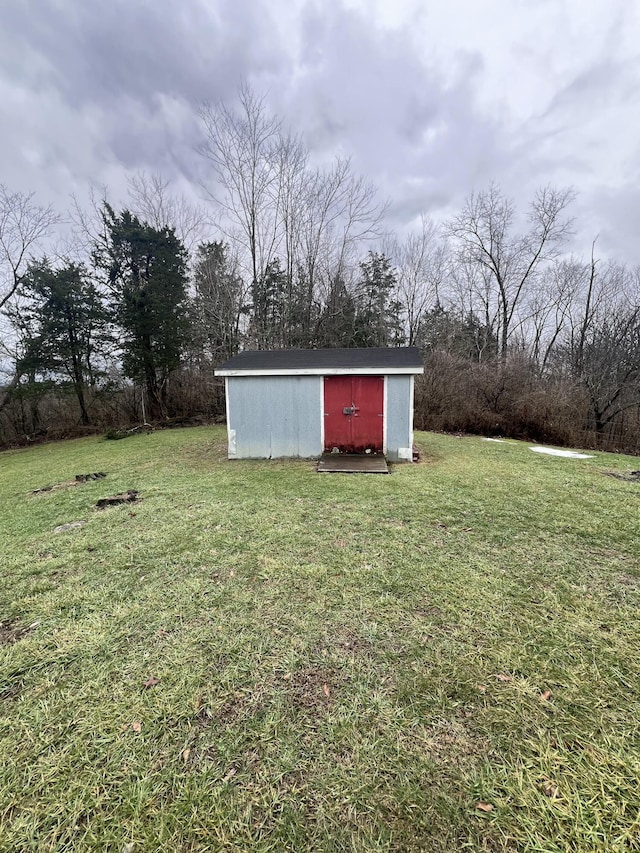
[2,0,639,262]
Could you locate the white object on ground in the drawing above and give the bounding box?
[529,447,594,459]
[483,438,506,443]
[53,520,86,533]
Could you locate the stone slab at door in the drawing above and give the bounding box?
[323,375,384,453]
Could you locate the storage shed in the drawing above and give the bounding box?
[214,347,423,461]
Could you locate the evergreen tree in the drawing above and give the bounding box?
[8,259,110,424]
[94,206,189,419]
[250,257,289,349]
[192,241,245,363]
[317,276,358,347]
[416,304,497,361]
[353,252,404,346]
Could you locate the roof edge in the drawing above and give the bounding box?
[215,366,424,377]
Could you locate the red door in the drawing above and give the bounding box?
[324,376,384,453]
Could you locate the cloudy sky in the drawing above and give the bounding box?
[2,0,639,261]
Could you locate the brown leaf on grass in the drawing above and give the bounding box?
[493,673,512,682]
[143,676,161,689]
[540,689,552,701]
[156,629,168,637]
[323,683,331,698]
[540,779,559,798]
[131,721,142,733]
[475,801,494,812]
[182,748,190,763]
[283,673,291,680]
[476,684,487,693]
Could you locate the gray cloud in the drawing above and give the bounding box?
[1,0,283,107]
[1,0,639,262]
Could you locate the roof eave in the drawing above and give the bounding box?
[215,366,424,377]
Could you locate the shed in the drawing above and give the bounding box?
[214,347,424,461]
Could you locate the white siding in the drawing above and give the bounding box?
[227,375,322,459]
[385,375,413,461]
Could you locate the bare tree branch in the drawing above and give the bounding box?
[0,185,60,312]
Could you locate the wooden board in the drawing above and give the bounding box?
[317,453,389,474]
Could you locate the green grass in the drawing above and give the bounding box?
[1,428,639,852]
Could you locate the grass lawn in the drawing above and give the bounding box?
[1,427,639,852]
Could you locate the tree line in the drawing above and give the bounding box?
[1,85,639,452]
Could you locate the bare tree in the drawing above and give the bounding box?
[198,85,387,348]
[127,171,207,252]
[0,186,60,313]
[272,131,308,285]
[446,183,575,359]
[0,186,60,415]
[577,297,640,441]
[386,215,447,345]
[524,256,584,370]
[447,257,499,361]
[298,157,386,334]
[559,255,640,440]
[198,83,282,287]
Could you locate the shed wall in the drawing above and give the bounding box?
[386,375,414,461]
[227,375,322,459]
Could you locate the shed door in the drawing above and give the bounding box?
[323,376,384,453]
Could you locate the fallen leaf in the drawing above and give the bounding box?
[131,721,142,733]
[540,779,559,798]
[221,767,237,784]
[157,629,168,637]
[475,801,494,812]
[323,683,331,698]
[494,673,512,682]
[182,748,190,763]
[229,570,235,578]
[477,684,487,693]
[336,540,346,547]
[283,673,291,680]
[540,689,552,701]
[143,676,161,689]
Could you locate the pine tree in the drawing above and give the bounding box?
[94,206,189,419]
[9,259,110,424]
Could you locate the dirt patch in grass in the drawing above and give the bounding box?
[195,687,264,728]
[32,472,107,494]
[0,618,37,645]
[600,469,640,483]
[287,666,337,712]
[96,489,139,509]
[213,692,253,723]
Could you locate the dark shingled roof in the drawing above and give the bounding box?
[216,347,423,372]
